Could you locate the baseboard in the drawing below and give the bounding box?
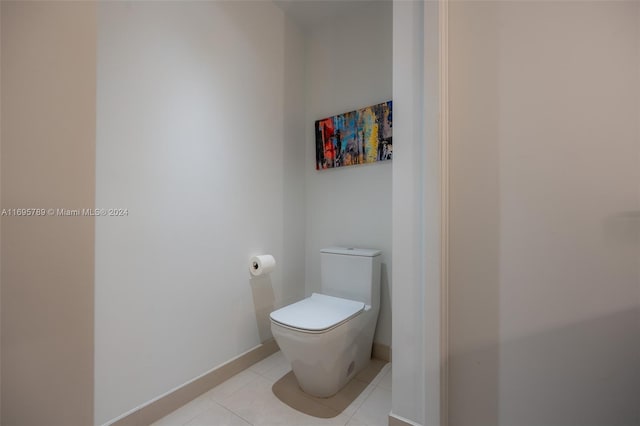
[107,339,279,426]
[372,342,392,362]
[389,412,423,426]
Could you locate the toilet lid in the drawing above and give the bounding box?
[270,293,365,332]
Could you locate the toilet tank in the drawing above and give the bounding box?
[320,247,381,309]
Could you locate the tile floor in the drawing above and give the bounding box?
[151,351,392,426]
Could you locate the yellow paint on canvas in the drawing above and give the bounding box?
[361,107,379,163]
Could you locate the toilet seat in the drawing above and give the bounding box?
[270,293,364,334]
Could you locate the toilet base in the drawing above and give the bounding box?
[271,306,377,398]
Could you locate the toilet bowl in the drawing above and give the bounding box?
[269,247,381,398]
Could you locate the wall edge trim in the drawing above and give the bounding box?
[438,0,450,425]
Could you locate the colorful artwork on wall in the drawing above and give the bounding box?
[315,100,392,170]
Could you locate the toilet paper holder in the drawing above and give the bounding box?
[249,254,276,276]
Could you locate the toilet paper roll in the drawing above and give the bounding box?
[249,255,276,276]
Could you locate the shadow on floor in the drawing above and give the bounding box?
[272,359,387,418]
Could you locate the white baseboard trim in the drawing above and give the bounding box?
[389,412,424,426]
[103,339,279,426]
[372,342,392,362]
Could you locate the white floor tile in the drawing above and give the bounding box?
[376,367,392,391]
[345,417,368,426]
[151,394,214,426]
[184,403,252,426]
[367,363,391,388]
[341,379,376,418]
[341,362,390,418]
[218,376,349,426]
[203,369,262,403]
[153,355,392,426]
[260,361,292,383]
[350,386,392,426]
[248,351,288,377]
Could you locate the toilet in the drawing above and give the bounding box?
[269,247,381,398]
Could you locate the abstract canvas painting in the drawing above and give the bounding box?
[315,100,392,170]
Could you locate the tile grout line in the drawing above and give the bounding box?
[216,400,255,426]
[343,383,375,426]
[177,370,263,426]
[372,364,392,391]
[345,363,392,426]
[175,399,215,426]
[206,370,263,407]
[174,356,391,426]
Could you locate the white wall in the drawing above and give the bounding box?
[304,0,393,346]
[390,1,445,425]
[390,1,426,423]
[95,2,305,424]
[449,2,640,425]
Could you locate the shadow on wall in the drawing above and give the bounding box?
[250,274,276,343]
[375,262,391,344]
[449,307,640,426]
